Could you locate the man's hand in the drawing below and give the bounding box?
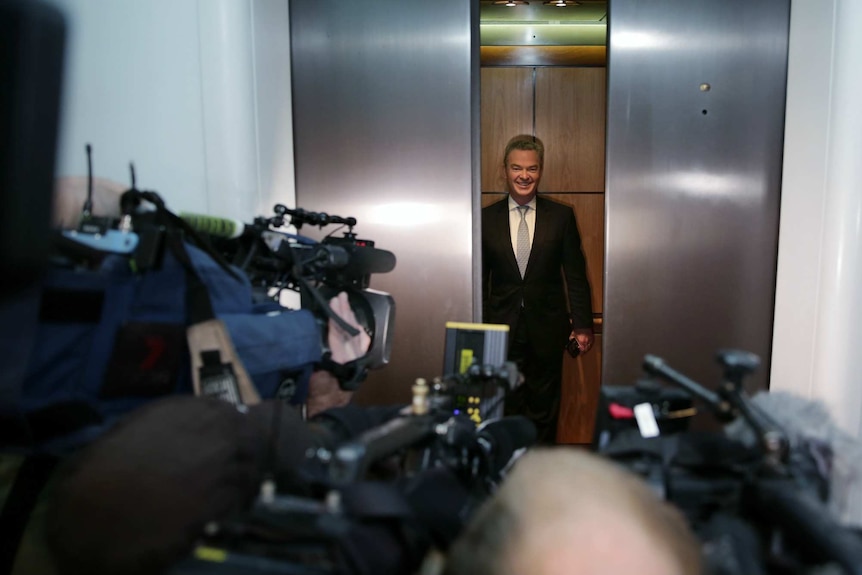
[570,328,594,354]
[306,292,371,418]
[326,291,371,364]
[306,371,349,419]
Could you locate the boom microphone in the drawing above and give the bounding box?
[296,244,395,276]
[179,212,246,239]
[341,245,397,276]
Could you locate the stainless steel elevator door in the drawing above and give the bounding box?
[289,0,478,405]
[603,0,790,391]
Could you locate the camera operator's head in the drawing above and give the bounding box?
[443,448,703,575]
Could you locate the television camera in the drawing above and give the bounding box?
[594,349,862,575]
[56,151,397,392]
[169,361,533,575]
[181,203,397,390]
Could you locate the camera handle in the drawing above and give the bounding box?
[273,204,357,232]
[295,275,359,338]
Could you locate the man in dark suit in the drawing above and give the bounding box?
[482,135,594,444]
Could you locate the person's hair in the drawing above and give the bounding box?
[443,448,703,575]
[503,134,544,168]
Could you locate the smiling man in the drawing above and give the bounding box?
[481,134,594,444]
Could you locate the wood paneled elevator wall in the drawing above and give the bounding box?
[481,65,606,444]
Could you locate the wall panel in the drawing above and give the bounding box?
[48,0,293,219]
[604,0,789,391]
[480,65,606,443]
[536,68,606,193]
[544,193,604,315]
[480,68,533,192]
[290,0,477,405]
[558,332,602,444]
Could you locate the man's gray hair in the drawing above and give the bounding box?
[503,134,544,168]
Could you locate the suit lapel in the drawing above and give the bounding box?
[522,196,549,279]
[532,196,551,246]
[496,199,520,275]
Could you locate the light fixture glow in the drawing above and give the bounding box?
[366,202,445,227]
[613,31,668,50]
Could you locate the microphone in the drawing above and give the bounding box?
[312,244,350,269]
[179,212,246,239]
[476,415,537,478]
[300,244,395,277]
[343,245,397,276]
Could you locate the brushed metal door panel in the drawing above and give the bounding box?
[290,0,478,404]
[604,0,789,391]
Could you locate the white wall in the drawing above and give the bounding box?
[772,0,862,525]
[48,0,295,220]
[772,0,862,437]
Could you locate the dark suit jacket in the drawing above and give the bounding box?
[482,195,592,358]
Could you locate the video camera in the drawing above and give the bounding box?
[594,350,862,575]
[183,202,397,389]
[54,151,396,393]
[170,362,532,575]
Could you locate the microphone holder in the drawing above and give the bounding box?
[715,349,789,469]
[642,350,790,468]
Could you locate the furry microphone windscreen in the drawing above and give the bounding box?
[724,391,862,527]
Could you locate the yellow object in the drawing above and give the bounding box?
[194,547,228,563]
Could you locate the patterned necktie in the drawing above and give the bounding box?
[516,205,530,277]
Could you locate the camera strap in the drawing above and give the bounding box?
[316,352,368,392]
[296,276,368,390]
[150,199,260,407]
[296,275,359,337]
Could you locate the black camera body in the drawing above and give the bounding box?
[592,378,694,451]
[206,205,398,381]
[318,234,377,290]
[593,351,862,575]
[170,363,531,575]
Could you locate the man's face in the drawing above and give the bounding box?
[505,149,542,204]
